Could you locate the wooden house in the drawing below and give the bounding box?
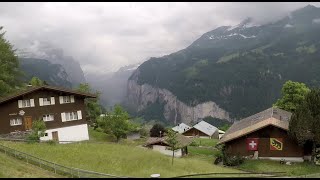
[0,85,96,143]
[182,120,219,139]
[218,107,311,162]
[144,134,192,157]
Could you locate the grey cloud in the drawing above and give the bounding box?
[0,2,319,74]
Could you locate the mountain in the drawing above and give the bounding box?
[125,5,320,125]
[17,42,86,87]
[19,58,72,88]
[86,63,140,108]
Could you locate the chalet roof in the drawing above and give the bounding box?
[218,107,292,144]
[172,123,191,133]
[183,120,218,136]
[0,85,96,105]
[145,134,192,148]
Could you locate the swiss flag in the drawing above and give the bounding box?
[247,138,259,151]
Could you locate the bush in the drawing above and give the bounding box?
[139,128,149,138]
[189,141,198,146]
[213,150,223,165]
[222,153,244,166]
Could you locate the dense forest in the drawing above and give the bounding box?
[131,5,320,120]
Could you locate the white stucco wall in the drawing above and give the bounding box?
[40,124,89,143]
[152,145,183,157]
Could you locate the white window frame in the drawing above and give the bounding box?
[65,112,78,121]
[10,118,22,126]
[63,96,71,103]
[42,114,54,122]
[43,98,51,106]
[22,100,31,107]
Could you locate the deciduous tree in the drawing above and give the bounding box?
[273,80,310,112]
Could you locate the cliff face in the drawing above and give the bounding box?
[126,70,231,125]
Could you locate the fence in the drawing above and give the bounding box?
[0,143,130,178]
[0,138,289,178]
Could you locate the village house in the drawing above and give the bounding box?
[172,123,191,134]
[218,129,225,139]
[182,120,219,139]
[0,85,96,143]
[218,107,311,162]
[144,134,192,157]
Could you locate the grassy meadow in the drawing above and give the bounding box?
[0,140,243,178]
[0,152,61,178]
[238,159,320,177]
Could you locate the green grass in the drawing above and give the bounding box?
[0,141,243,178]
[188,146,215,157]
[238,159,320,177]
[191,138,218,147]
[87,127,114,142]
[0,151,62,178]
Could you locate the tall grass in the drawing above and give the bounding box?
[238,159,320,176]
[0,152,61,178]
[1,141,242,178]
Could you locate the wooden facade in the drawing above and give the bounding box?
[0,86,95,135]
[224,125,304,157]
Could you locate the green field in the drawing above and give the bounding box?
[0,140,244,178]
[0,152,61,178]
[190,138,218,147]
[238,159,320,177]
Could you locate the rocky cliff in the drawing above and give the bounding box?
[126,69,231,125]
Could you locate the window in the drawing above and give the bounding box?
[43,98,51,105]
[43,114,54,121]
[22,100,31,107]
[44,133,48,137]
[61,111,82,122]
[65,112,78,121]
[10,118,22,126]
[63,96,71,103]
[39,97,55,106]
[18,99,35,108]
[59,96,74,104]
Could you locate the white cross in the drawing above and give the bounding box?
[249,141,257,149]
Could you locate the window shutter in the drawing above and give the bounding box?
[77,110,82,120]
[51,97,55,105]
[61,113,66,122]
[30,99,35,107]
[18,100,23,108]
[39,98,44,106]
[70,95,75,103]
[59,96,64,104]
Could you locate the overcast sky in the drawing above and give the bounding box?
[0,2,319,75]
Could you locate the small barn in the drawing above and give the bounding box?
[144,134,192,157]
[182,120,219,139]
[172,123,191,134]
[218,107,310,162]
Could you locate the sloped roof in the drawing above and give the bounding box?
[186,120,218,136]
[0,85,96,105]
[145,134,192,148]
[219,107,292,144]
[172,123,191,133]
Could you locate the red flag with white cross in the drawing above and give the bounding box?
[246,138,259,151]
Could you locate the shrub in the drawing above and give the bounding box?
[222,153,244,166]
[213,150,223,165]
[189,141,198,146]
[26,119,46,143]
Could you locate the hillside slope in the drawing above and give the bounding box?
[126,5,320,124]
